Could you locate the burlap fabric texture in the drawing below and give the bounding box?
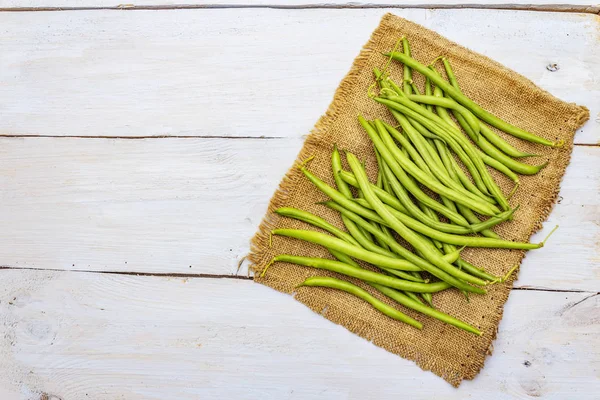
[248,13,589,386]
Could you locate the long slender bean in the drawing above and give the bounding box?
[384,51,560,147]
[273,228,422,271]
[275,207,360,246]
[370,283,481,335]
[298,276,423,329]
[278,255,447,293]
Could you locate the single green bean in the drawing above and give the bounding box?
[333,146,384,246]
[384,51,560,147]
[279,255,447,294]
[402,38,412,96]
[424,76,434,113]
[408,94,481,136]
[299,276,423,329]
[370,283,481,335]
[347,147,488,289]
[275,207,360,247]
[273,228,422,271]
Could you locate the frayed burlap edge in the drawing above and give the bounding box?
[247,13,589,387]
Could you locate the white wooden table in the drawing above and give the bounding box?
[0,2,599,399]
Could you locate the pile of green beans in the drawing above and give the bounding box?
[262,38,557,336]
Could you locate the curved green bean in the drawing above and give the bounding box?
[273,228,422,271]
[408,94,481,137]
[370,283,481,335]
[298,276,423,329]
[275,207,360,246]
[278,255,448,293]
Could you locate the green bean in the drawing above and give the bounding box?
[300,166,487,292]
[402,37,412,96]
[322,201,464,265]
[370,283,481,335]
[442,57,537,158]
[424,76,434,113]
[372,117,501,216]
[408,94,481,137]
[333,146,380,247]
[273,228,422,271]
[275,207,360,246]
[279,255,447,294]
[347,148,489,289]
[373,149,394,252]
[384,51,560,147]
[298,276,423,329]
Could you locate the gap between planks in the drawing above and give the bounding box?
[1,265,598,294]
[0,4,599,14]
[0,135,597,147]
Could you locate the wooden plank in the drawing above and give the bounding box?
[0,270,598,399]
[0,137,598,291]
[0,1,598,12]
[0,8,597,144]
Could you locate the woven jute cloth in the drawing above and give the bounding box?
[248,13,589,386]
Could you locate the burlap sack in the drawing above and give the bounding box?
[248,13,589,386]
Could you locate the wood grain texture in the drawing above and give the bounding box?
[0,137,598,291]
[0,9,598,143]
[0,1,598,12]
[0,270,598,400]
